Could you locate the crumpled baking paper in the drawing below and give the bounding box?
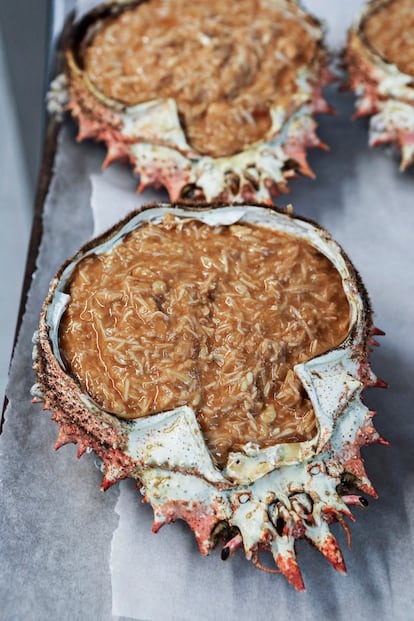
[1,1,413,619]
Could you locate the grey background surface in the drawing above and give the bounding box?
[0,0,48,400]
[0,0,49,188]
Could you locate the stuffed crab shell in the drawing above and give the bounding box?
[52,0,333,204]
[32,204,386,590]
[346,0,414,169]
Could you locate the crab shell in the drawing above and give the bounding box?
[32,203,386,591]
[52,0,333,204]
[345,0,414,169]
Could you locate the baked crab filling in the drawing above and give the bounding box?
[363,0,414,77]
[83,0,319,158]
[59,214,350,468]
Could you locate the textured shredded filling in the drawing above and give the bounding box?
[59,215,350,468]
[84,0,320,157]
[364,0,414,77]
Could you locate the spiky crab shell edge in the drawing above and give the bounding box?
[32,203,385,590]
[345,0,414,169]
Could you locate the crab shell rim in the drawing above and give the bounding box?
[32,202,382,591]
[346,0,414,169]
[61,0,332,204]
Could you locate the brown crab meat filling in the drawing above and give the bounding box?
[84,0,319,158]
[59,215,350,468]
[364,0,414,78]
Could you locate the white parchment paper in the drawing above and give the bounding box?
[106,94,414,621]
[90,166,168,237]
[1,1,413,619]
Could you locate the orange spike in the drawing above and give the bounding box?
[54,426,77,450]
[358,421,389,447]
[100,476,117,492]
[319,101,335,115]
[344,458,378,498]
[102,143,130,169]
[275,553,305,591]
[400,150,414,171]
[137,172,162,194]
[100,476,111,492]
[317,140,330,151]
[290,149,315,178]
[100,464,124,491]
[152,518,165,534]
[312,91,335,115]
[316,531,347,574]
[374,434,390,447]
[166,177,189,203]
[77,441,88,459]
[358,480,378,498]
[370,128,394,148]
[398,131,414,170]
[375,377,388,389]
[137,180,151,194]
[151,505,169,533]
[352,108,368,120]
[352,99,378,119]
[102,148,119,169]
[76,117,96,142]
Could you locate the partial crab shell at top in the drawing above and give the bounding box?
[55,0,333,204]
[345,0,414,169]
[32,204,387,590]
